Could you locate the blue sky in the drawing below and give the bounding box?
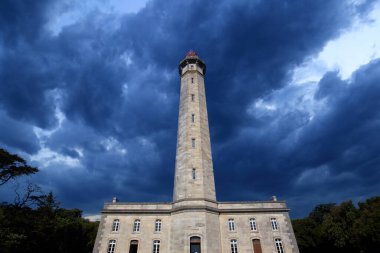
[1,0,380,218]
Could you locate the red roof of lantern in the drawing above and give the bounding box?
[186,50,198,57]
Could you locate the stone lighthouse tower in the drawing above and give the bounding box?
[173,50,216,202]
[170,50,221,253]
[92,51,299,253]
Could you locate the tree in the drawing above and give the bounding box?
[0,148,38,186]
[309,203,336,223]
[13,182,43,208]
[293,203,337,253]
[353,197,380,253]
[293,197,380,253]
[320,201,358,252]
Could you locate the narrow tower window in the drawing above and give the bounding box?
[230,239,238,253]
[191,114,195,123]
[155,219,161,232]
[271,218,279,231]
[112,219,120,232]
[192,138,195,148]
[191,77,194,83]
[153,240,160,253]
[275,238,284,253]
[107,240,116,253]
[191,94,195,101]
[192,168,196,180]
[249,218,257,231]
[228,219,235,231]
[133,219,141,232]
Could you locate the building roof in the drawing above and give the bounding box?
[186,50,198,58]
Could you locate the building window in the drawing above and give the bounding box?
[192,168,196,180]
[191,114,195,123]
[192,138,195,148]
[228,219,235,231]
[191,94,195,101]
[230,239,238,253]
[153,240,160,253]
[107,240,116,253]
[249,218,257,231]
[155,219,161,232]
[112,219,120,232]
[191,77,194,83]
[271,218,279,231]
[133,219,141,232]
[275,238,284,253]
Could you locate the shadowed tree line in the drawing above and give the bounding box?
[0,148,98,253]
[292,197,380,253]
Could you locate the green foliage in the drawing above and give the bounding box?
[0,148,38,186]
[353,197,380,253]
[0,199,99,253]
[292,197,380,253]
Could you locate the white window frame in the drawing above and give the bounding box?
[271,218,279,231]
[230,239,238,253]
[133,219,141,232]
[228,219,235,231]
[275,238,284,253]
[153,240,160,253]
[108,240,116,253]
[112,219,120,232]
[249,218,257,231]
[155,219,162,232]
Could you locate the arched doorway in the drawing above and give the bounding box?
[129,240,138,253]
[252,239,262,253]
[190,236,201,253]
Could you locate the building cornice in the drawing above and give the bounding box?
[101,201,290,215]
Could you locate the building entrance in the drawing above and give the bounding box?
[190,236,201,253]
[129,240,138,253]
[252,239,262,253]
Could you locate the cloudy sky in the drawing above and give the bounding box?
[1,0,380,218]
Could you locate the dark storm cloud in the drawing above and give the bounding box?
[214,60,380,216]
[0,49,61,129]
[0,0,54,45]
[0,110,40,154]
[0,0,378,217]
[297,60,380,176]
